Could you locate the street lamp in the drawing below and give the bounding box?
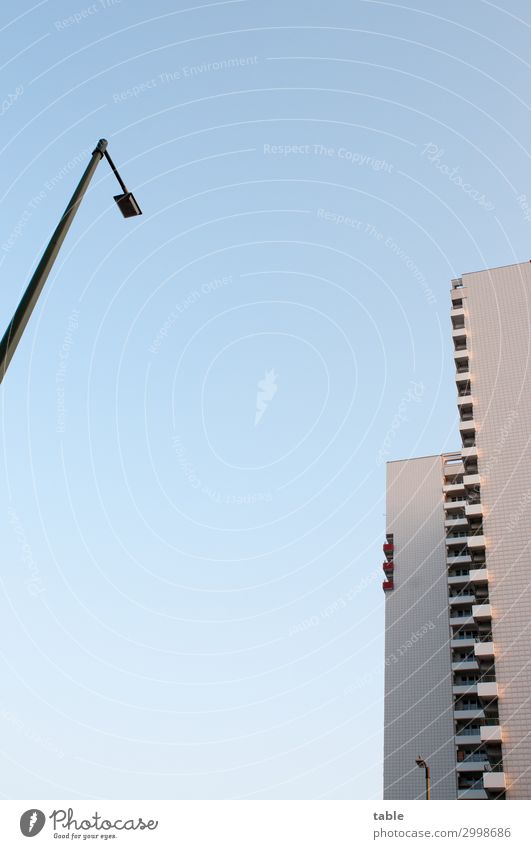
[415,756,431,800]
[0,138,141,383]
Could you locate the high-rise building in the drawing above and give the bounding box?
[383,261,531,800]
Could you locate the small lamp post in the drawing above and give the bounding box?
[415,756,431,800]
[0,138,141,383]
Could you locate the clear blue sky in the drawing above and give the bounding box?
[1,0,530,800]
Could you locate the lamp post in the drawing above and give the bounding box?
[0,138,141,383]
[415,756,431,800]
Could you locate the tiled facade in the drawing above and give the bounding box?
[383,455,456,800]
[383,261,531,800]
[458,263,531,799]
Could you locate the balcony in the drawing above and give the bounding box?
[480,725,502,743]
[450,614,475,627]
[464,473,481,486]
[474,641,494,659]
[460,445,477,459]
[453,326,467,341]
[383,543,394,556]
[469,567,488,583]
[457,394,474,407]
[451,306,465,319]
[456,757,490,772]
[467,534,486,549]
[477,681,498,700]
[382,580,394,591]
[455,732,482,746]
[443,481,465,495]
[451,636,476,648]
[454,707,485,720]
[458,788,488,799]
[382,560,394,573]
[445,515,467,529]
[452,660,479,672]
[449,593,476,607]
[473,603,492,620]
[483,772,506,791]
[444,498,467,512]
[448,573,470,587]
[459,419,476,434]
[447,553,472,566]
[446,533,469,547]
[453,683,478,695]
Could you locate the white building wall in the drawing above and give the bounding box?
[383,455,457,799]
[461,262,531,799]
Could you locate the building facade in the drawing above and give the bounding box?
[383,261,531,800]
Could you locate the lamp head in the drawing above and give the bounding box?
[113,192,142,218]
[415,756,427,768]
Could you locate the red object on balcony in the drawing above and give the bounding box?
[383,543,394,555]
[382,561,394,573]
[382,580,394,591]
